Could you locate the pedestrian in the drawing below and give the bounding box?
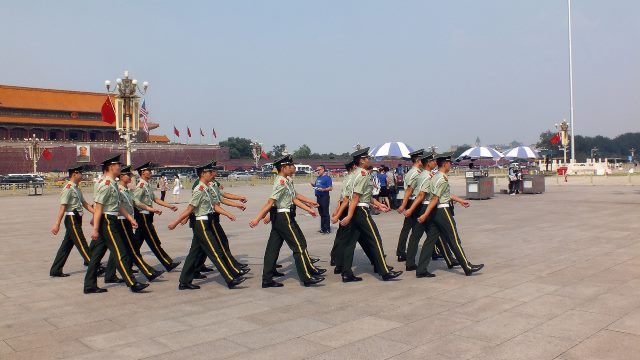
[370,167,381,215]
[133,162,181,272]
[419,155,484,276]
[311,164,333,234]
[83,155,149,294]
[386,166,397,209]
[339,147,403,282]
[395,149,424,262]
[168,161,246,290]
[172,175,182,203]
[378,166,390,209]
[250,155,325,288]
[50,165,95,277]
[158,174,168,201]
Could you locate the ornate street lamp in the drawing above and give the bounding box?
[104,70,149,165]
[24,134,43,174]
[251,141,263,169]
[555,120,570,164]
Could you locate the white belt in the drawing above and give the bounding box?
[117,215,126,220]
[357,203,370,208]
[104,211,119,216]
[437,204,450,208]
[65,211,83,216]
[139,210,150,214]
[277,208,291,213]
[422,200,429,205]
[195,215,210,220]
[409,196,416,200]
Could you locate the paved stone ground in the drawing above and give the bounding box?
[1,177,639,360]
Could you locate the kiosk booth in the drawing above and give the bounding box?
[465,170,494,199]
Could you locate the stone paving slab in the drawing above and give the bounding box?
[0,179,639,359]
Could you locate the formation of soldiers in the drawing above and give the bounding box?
[49,148,483,293]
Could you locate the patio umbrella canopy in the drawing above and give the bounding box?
[504,146,540,159]
[368,142,414,159]
[456,146,504,160]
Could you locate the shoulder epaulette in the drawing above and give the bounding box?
[279,179,285,185]
[198,185,205,191]
[105,180,111,186]
[65,183,72,189]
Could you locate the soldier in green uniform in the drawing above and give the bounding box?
[133,162,181,272]
[339,148,403,282]
[396,149,424,262]
[250,155,325,288]
[168,162,246,290]
[117,166,164,282]
[84,155,149,294]
[50,166,95,277]
[419,155,484,276]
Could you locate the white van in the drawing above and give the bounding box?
[294,164,312,174]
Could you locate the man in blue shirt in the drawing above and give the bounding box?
[312,165,333,234]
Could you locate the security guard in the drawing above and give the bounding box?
[117,166,164,282]
[250,155,325,288]
[420,155,484,276]
[133,162,181,272]
[84,155,149,293]
[339,148,403,282]
[396,149,424,262]
[168,162,245,289]
[50,165,95,277]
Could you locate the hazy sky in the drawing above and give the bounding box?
[1,1,638,153]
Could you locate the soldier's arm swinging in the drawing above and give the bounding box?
[295,193,318,208]
[118,205,138,228]
[134,200,162,215]
[451,194,470,208]
[154,197,178,211]
[404,191,425,217]
[82,200,95,214]
[220,198,246,211]
[250,199,275,228]
[418,196,439,223]
[397,185,413,213]
[293,198,317,217]
[91,203,103,240]
[213,204,236,221]
[168,205,195,230]
[51,204,66,235]
[340,193,360,226]
[222,192,247,203]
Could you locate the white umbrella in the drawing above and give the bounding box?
[368,142,414,159]
[456,146,504,160]
[504,146,540,159]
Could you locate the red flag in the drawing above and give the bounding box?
[101,97,116,124]
[212,128,217,138]
[173,126,180,137]
[200,128,204,137]
[41,148,53,161]
[550,133,561,145]
[187,127,192,137]
[261,151,269,159]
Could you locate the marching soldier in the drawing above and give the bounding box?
[133,162,181,272]
[117,166,164,282]
[418,155,484,276]
[168,162,246,290]
[396,149,424,262]
[339,148,403,282]
[84,155,149,294]
[250,155,325,288]
[50,166,95,277]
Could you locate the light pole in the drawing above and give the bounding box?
[25,134,44,174]
[555,120,570,164]
[251,141,263,169]
[428,145,438,155]
[590,147,598,161]
[104,70,149,166]
[567,0,576,163]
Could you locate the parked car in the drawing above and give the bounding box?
[227,172,252,181]
[0,175,45,184]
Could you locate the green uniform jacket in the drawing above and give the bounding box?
[431,171,452,204]
[94,176,120,212]
[133,179,156,207]
[350,168,373,204]
[270,175,295,209]
[60,181,84,213]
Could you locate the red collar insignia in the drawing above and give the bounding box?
[199,185,205,190]
[280,179,285,185]
[105,180,111,185]
[65,183,72,189]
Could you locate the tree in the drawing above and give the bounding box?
[293,144,312,158]
[219,137,253,159]
[269,144,287,158]
[452,144,472,159]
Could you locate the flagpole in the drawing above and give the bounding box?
[568,0,576,163]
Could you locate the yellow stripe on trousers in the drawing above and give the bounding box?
[69,216,90,262]
[362,208,389,273]
[211,223,239,273]
[120,220,153,276]
[439,238,452,265]
[142,214,171,264]
[284,213,311,278]
[443,208,470,267]
[104,216,134,285]
[199,220,233,281]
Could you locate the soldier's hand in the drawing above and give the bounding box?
[417,215,426,224]
[153,209,163,215]
[331,216,339,224]
[308,210,317,217]
[249,218,260,228]
[180,217,188,225]
[403,210,412,218]
[240,196,248,203]
[379,205,390,213]
[51,224,60,235]
[340,216,351,227]
[397,206,405,214]
[89,218,94,226]
[263,217,271,225]
[460,200,470,208]
[226,214,237,221]
[170,205,178,212]
[168,222,177,230]
[131,220,139,229]
[238,205,246,211]
[91,229,99,241]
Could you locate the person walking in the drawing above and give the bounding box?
[396,149,424,261]
[386,166,397,209]
[378,166,390,209]
[312,165,333,234]
[158,174,168,201]
[172,175,182,203]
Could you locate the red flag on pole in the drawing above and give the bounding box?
[187,127,192,137]
[261,151,269,159]
[41,148,53,161]
[101,97,116,124]
[173,126,180,137]
[550,133,561,145]
[199,128,204,137]
[212,128,217,139]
